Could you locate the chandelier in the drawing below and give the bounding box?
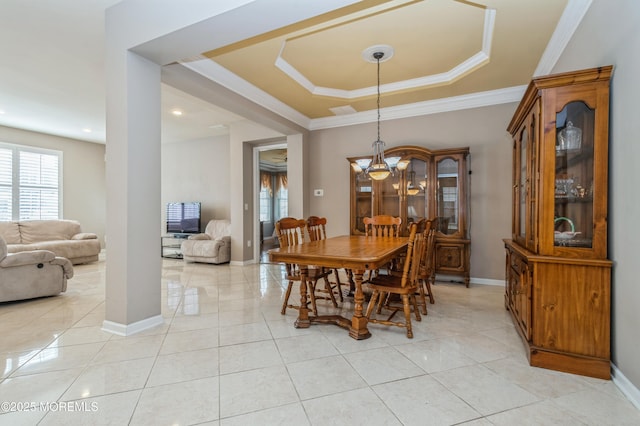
[365,49,391,180]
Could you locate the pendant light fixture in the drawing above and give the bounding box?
[365,49,391,180]
[406,161,420,196]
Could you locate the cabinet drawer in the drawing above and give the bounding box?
[435,242,466,273]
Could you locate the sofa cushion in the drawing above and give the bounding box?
[35,239,101,262]
[19,220,82,244]
[0,221,21,244]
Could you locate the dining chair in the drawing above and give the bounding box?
[377,218,432,315]
[306,216,344,302]
[418,223,437,308]
[275,217,336,315]
[363,215,402,237]
[362,215,403,280]
[365,222,424,338]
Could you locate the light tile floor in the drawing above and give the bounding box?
[1,257,639,425]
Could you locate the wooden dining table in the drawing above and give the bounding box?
[268,235,408,340]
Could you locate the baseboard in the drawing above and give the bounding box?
[101,314,164,336]
[612,363,640,410]
[470,277,504,286]
[435,274,503,286]
[230,259,257,266]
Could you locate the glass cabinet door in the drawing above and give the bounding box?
[518,126,528,242]
[554,101,594,249]
[353,171,372,234]
[405,158,428,229]
[379,167,400,217]
[436,157,459,235]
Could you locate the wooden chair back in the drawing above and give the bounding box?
[275,217,307,248]
[306,216,327,242]
[405,223,426,289]
[363,215,402,237]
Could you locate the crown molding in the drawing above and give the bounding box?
[308,85,527,130]
[274,8,496,99]
[180,56,312,129]
[534,0,593,76]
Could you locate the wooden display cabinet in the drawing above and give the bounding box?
[348,145,471,286]
[504,66,613,379]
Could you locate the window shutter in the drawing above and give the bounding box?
[0,148,12,221]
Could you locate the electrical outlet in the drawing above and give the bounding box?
[247,240,251,247]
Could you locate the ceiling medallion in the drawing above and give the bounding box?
[361,44,394,64]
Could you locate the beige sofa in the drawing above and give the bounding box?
[0,236,74,303]
[0,220,101,265]
[181,219,231,264]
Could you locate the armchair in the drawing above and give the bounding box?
[0,236,74,303]
[181,219,231,264]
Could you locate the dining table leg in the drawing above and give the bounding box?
[349,269,371,340]
[294,264,311,328]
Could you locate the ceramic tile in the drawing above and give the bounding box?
[48,326,113,347]
[90,334,164,364]
[167,312,218,332]
[432,364,540,416]
[0,259,637,425]
[485,399,586,425]
[159,327,219,355]
[147,348,219,386]
[395,338,477,373]
[41,390,141,425]
[344,346,424,386]
[62,357,155,399]
[220,402,309,426]
[13,342,105,376]
[218,321,272,346]
[287,355,367,399]
[275,333,340,364]
[372,374,481,425]
[303,387,401,426]
[130,377,219,425]
[218,340,282,374]
[219,365,298,418]
[553,388,640,425]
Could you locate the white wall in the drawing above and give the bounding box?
[551,0,640,397]
[0,125,106,247]
[161,135,231,233]
[308,103,516,281]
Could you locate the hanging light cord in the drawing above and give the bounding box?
[376,52,382,142]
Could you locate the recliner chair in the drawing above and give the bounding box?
[180,219,231,264]
[0,235,74,303]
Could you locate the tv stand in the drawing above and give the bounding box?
[161,234,190,259]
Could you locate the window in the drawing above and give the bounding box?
[0,143,62,221]
[259,172,272,222]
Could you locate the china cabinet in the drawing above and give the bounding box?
[504,66,612,379]
[348,145,470,286]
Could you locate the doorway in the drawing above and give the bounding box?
[256,145,287,263]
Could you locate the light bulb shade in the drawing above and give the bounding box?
[367,162,391,180]
[366,139,390,180]
[396,159,410,170]
[385,156,401,169]
[407,187,420,196]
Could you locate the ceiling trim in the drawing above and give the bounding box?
[180,56,312,129]
[179,0,588,134]
[308,85,527,130]
[274,8,496,99]
[534,0,593,76]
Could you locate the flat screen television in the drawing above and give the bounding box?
[166,202,201,234]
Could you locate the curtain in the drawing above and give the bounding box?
[276,173,287,192]
[260,171,272,196]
